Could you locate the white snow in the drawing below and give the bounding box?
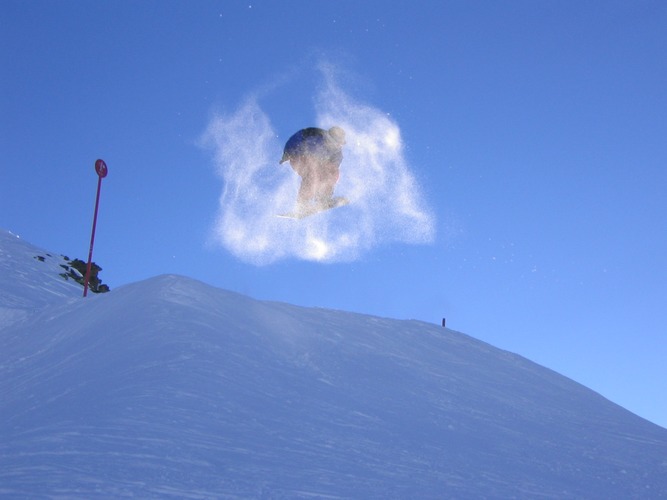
[200,66,435,266]
[1,228,666,498]
[0,230,82,329]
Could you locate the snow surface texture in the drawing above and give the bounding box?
[200,65,435,264]
[1,229,667,498]
[0,230,82,329]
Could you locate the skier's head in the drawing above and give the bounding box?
[328,126,346,145]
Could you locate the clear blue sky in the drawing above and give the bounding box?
[2,1,666,428]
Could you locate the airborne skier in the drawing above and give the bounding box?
[279,126,347,217]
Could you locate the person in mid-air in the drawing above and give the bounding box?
[279,126,346,211]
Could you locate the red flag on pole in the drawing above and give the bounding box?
[83,159,108,297]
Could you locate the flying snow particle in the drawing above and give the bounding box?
[200,66,435,264]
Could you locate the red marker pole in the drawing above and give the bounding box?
[83,159,108,297]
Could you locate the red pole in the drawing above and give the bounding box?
[83,159,108,297]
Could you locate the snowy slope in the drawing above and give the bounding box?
[1,230,667,498]
[0,230,82,329]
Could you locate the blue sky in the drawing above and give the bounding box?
[2,1,666,428]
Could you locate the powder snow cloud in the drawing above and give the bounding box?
[201,65,435,265]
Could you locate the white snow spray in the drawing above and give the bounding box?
[200,66,435,265]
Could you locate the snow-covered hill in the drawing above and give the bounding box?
[1,229,666,498]
[0,230,83,329]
